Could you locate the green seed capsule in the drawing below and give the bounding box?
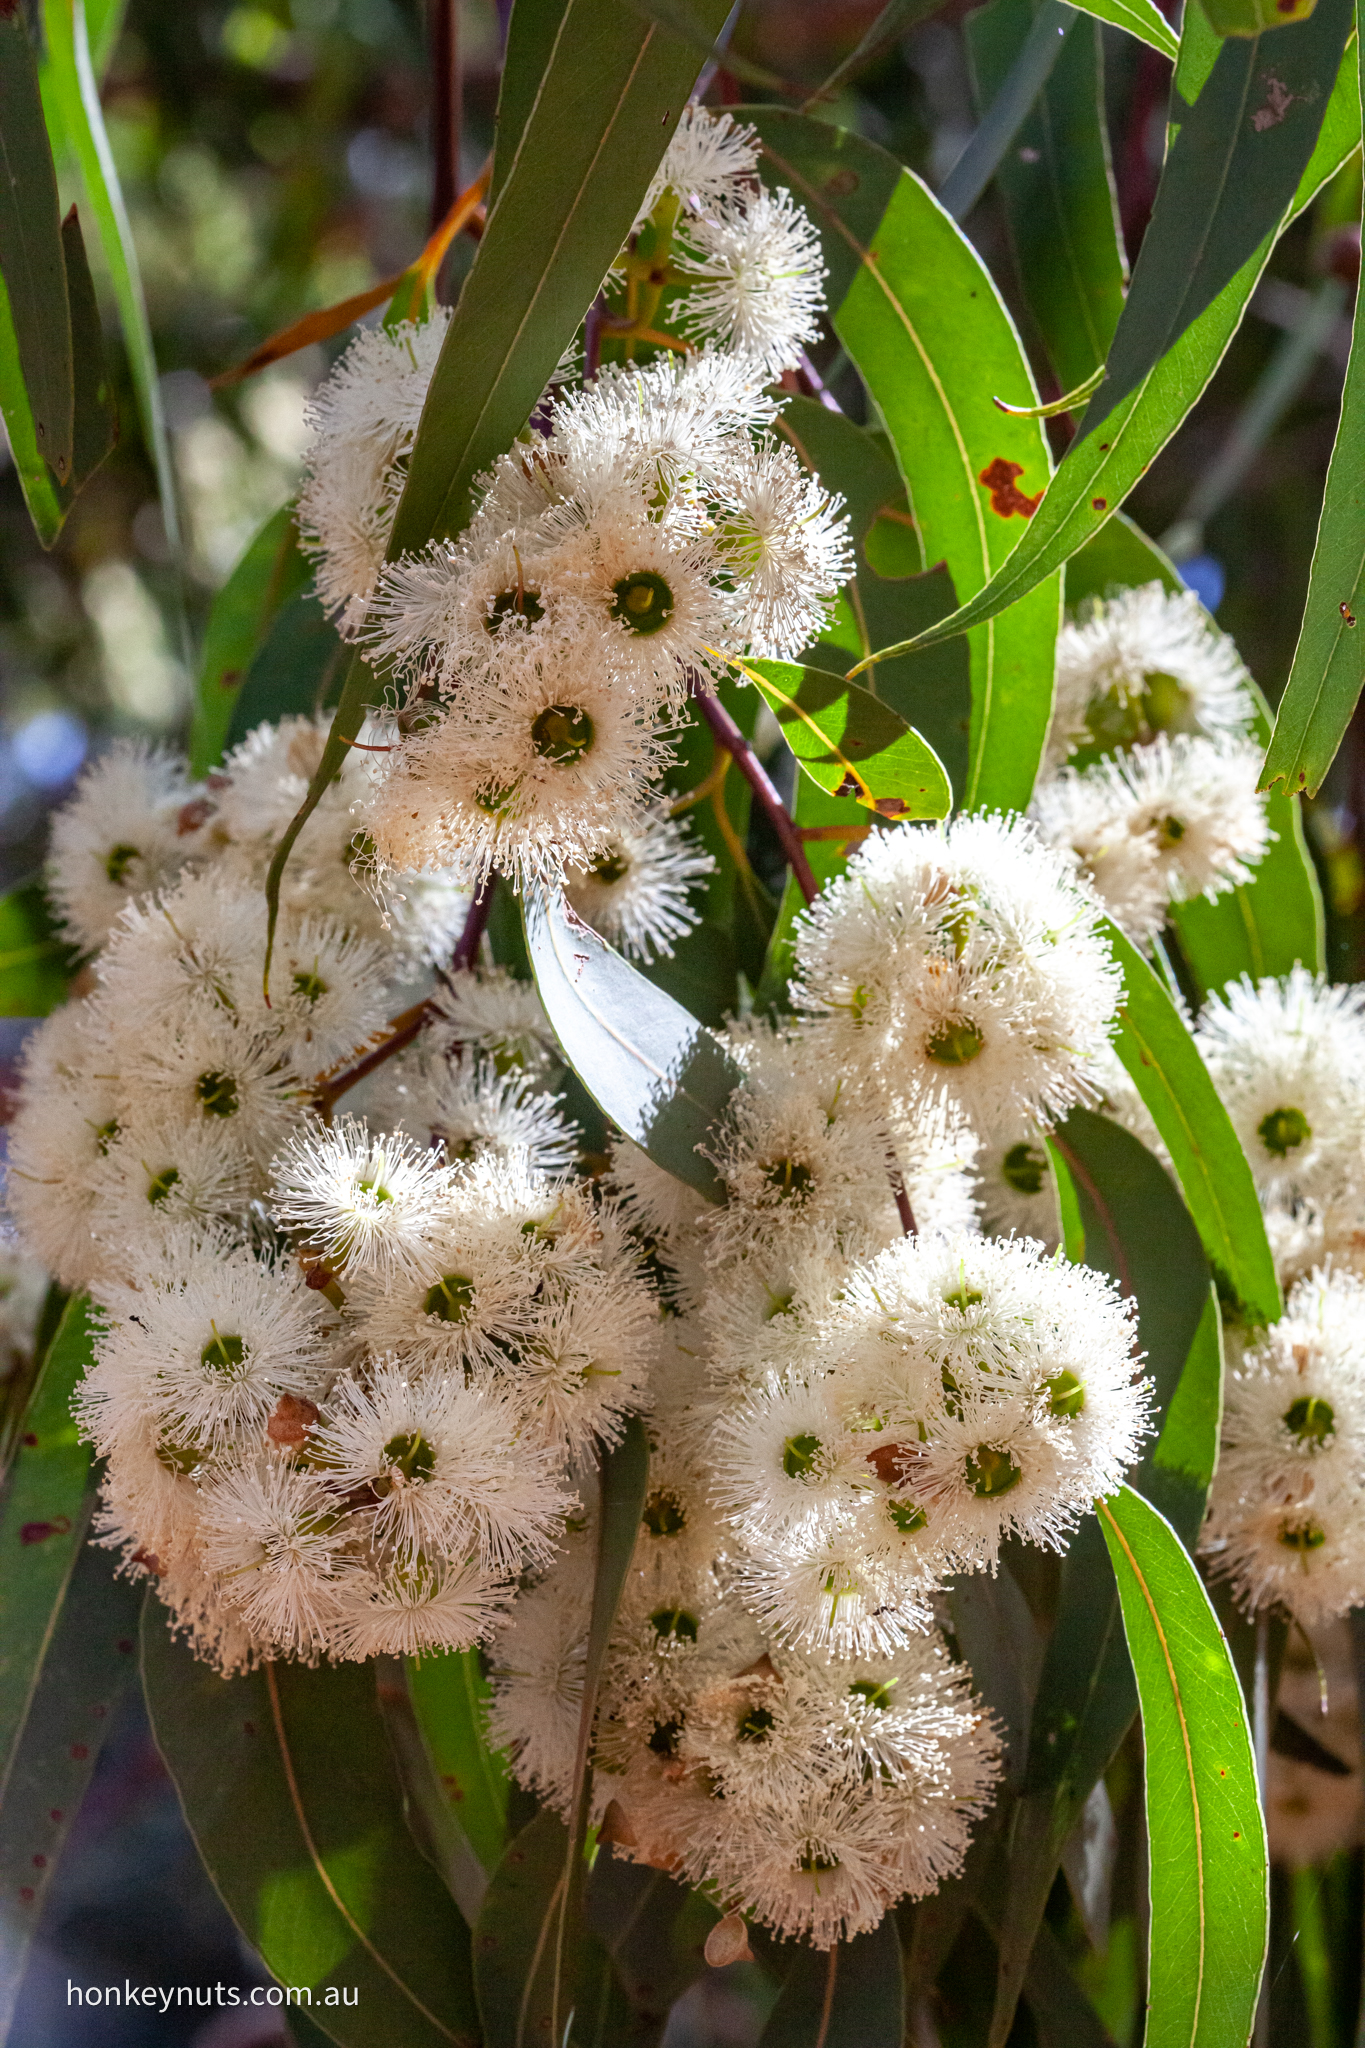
[195,1069,239,1117]
[610,570,674,636]
[649,1605,699,1642]
[782,1433,822,1479]
[383,1431,437,1484]
[423,1273,476,1323]
[1047,1370,1086,1420]
[200,1331,246,1374]
[965,1444,1022,1499]
[1002,1142,1047,1196]
[531,704,594,762]
[643,1489,688,1537]
[1259,1105,1311,1158]
[1283,1395,1335,1447]
[927,1020,984,1067]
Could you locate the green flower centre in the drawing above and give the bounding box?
[762,1157,813,1201]
[195,1069,239,1117]
[1142,670,1193,735]
[487,586,544,630]
[649,1605,699,1643]
[1284,1395,1335,1446]
[476,780,518,817]
[782,1433,822,1480]
[293,970,328,1004]
[590,848,631,884]
[1003,1141,1047,1197]
[104,842,140,885]
[642,1488,687,1537]
[1259,1105,1311,1158]
[927,1020,983,1067]
[156,1438,201,1476]
[1156,814,1187,848]
[94,1118,119,1156]
[531,704,595,762]
[146,1165,180,1206]
[423,1272,476,1323]
[965,1444,1022,1499]
[347,830,378,875]
[1278,1518,1327,1552]
[1047,1370,1086,1420]
[736,1705,776,1743]
[356,1177,393,1204]
[383,1431,436,1484]
[798,1848,840,1876]
[942,1285,983,1312]
[610,570,674,636]
[200,1331,246,1374]
[887,1498,928,1534]
[849,1678,897,1711]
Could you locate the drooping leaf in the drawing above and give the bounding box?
[225,589,349,754]
[407,1648,511,1878]
[554,1416,652,2042]
[732,656,952,819]
[775,394,971,801]
[1105,919,1281,1326]
[0,880,73,1017]
[141,1609,481,2048]
[1068,0,1178,58]
[584,1858,719,2038]
[0,1540,142,2046]
[472,1807,571,2048]
[0,5,72,483]
[842,18,1362,669]
[1262,0,1365,800]
[748,111,1061,813]
[375,1659,490,1927]
[59,207,117,490]
[0,1296,97,1794]
[40,0,180,555]
[636,918,741,1031]
[1098,1486,1267,2048]
[966,0,1128,398]
[266,0,734,965]
[937,0,1082,225]
[523,889,742,1203]
[756,1916,904,2047]
[1063,515,1325,990]
[189,505,310,775]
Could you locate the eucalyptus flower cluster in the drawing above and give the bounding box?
[1031,581,1271,943]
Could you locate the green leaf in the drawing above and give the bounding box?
[375,1659,490,1927]
[1262,15,1365,798]
[755,774,866,1011]
[847,9,1361,669]
[40,0,180,555]
[747,111,1062,812]
[190,504,310,775]
[523,889,742,1204]
[756,1918,904,2047]
[966,1,1129,398]
[0,6,72,482]
[583,1859,719,2036]
[733,656,952,819]
[392,0,735,554]
[407,1648,511,1878]
[141,1609,480,2047]
[637,917,741,1030]
[226,589,349,754]
[1098,1485,1267,2048]
[0,1296,96,1794]
[0,880,72,1017]
[555,1416,652,2041]
[0,1540,141,2045]
[1105,919,1281,1326]
[812,0,956,100]
[473,1807,571,2047]
[1063,505,1180,608]
[1069,0,1179,59]
[775,395,972,801]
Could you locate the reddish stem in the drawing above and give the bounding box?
[689,678,818,906]
[429,0,462,236]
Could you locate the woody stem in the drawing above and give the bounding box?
[688,676,818,907]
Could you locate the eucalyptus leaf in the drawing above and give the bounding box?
[1098,1485,1268,2048]
[190,505,310,775]
[407,1647,511,1877]
[142,1609,481,2048]
[0,5,72,482]
[523,889,742,1203]
[473,1808,571,2048]
[0,880,72,1017]
[757,1915,904,2047]
[1104,919,1281,1326]
[584,1858,719,2036]
[734,656,952,819]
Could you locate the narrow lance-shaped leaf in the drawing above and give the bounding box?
[0,4,72,482]
[966,0,1129,398]
[746,110,1061,813]
[141,1609,481,2048]
[731,656,951,819]
[524,889,742,1203]
[375,1659,490,1928]
[1098,1485,1268,2048]
[189,505,310,776]
[756,1917,904,2048]
[843,7,1360,671]
[1262,0,1365,798]
[407,1647,511,1878]
[1104,918,1281,1327]
[0,1542,142,2047]
[0,1296,97,1796]
[0,878,73,1018]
